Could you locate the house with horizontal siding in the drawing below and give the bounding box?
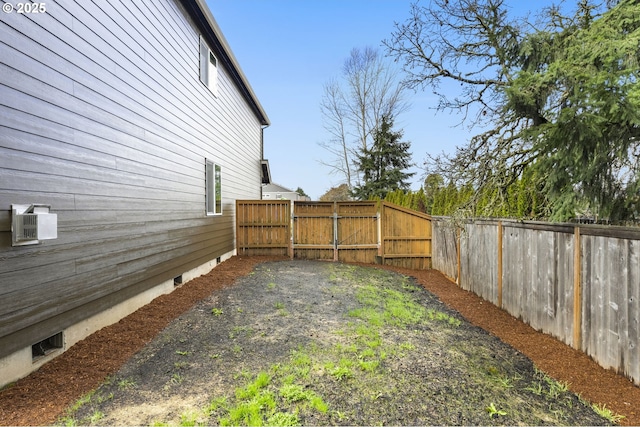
[0,0,270,386]
[262,182,311,201]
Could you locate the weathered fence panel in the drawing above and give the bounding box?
[432,219,458,281]
[431,217,640,386]
[236,200,290,256]
[460,221,499,304]
[501,223,575,346]
[581,234,640,383]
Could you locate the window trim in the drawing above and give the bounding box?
[205,159,222,216]
[199,36,218,96]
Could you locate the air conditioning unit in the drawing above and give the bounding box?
[11,204,58,246]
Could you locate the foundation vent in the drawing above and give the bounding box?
[32,332,63,361]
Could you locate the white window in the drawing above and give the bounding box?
[206,160,222,215]
[199,36,218,96]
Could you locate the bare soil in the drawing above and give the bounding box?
[0,256,639,426]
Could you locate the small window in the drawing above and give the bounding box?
[199,36,218,96]
[206,160,222,215]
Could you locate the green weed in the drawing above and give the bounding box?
[274,302,289,316]
[179,410,199,426]
[117,378,136,390]
[279,384,314,403]
[89,411,104,424]
[69,390,95,412]
[485,365,514,389]
[486,402,507,418]
[236,372,271,400]
[205,396,228,416]
[229,325,253,339]
[326,358,353,380]
[266,411,299,426]
[57,415,77,426]
[591,403,625,424]
[358,359,379,372]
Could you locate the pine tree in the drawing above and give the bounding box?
[351,116,415,200]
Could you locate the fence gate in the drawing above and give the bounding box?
[293,201,379,263]
[236,200,432,269]
[236,200,291,256]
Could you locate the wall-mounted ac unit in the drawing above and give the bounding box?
[11,204,58,246]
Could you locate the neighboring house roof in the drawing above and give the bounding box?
[262,183,297,193]
[182,0,270,127]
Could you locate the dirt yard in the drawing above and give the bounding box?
[1,256,639,425]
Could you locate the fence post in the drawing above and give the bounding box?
[377,202,382,258]
[333,202,338,261]
[456,226,461,286]
[573,226,582,350]
[497,221,503,308]
[289,200,294,259]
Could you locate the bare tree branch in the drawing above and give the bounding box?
[319,47,409,189]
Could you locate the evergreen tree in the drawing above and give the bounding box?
[423,174,444,214]
[387,0,640,221]
[351,116,415,200]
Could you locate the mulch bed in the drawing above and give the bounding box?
[0,255,638,426]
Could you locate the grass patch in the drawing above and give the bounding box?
[117,378,136,390]
[349,281,460,329]
[591,403,625,424]
[208,365,328,426]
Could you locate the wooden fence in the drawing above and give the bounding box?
[432,217,640,386]
[235,200,291,256]
[236,200,432,269]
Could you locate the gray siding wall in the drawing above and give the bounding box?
[0,0,264,358]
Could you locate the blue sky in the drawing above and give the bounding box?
[206,0,559,200]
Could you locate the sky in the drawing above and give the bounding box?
[206,0,558,200]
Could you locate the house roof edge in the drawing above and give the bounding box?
[181,0,270,127]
